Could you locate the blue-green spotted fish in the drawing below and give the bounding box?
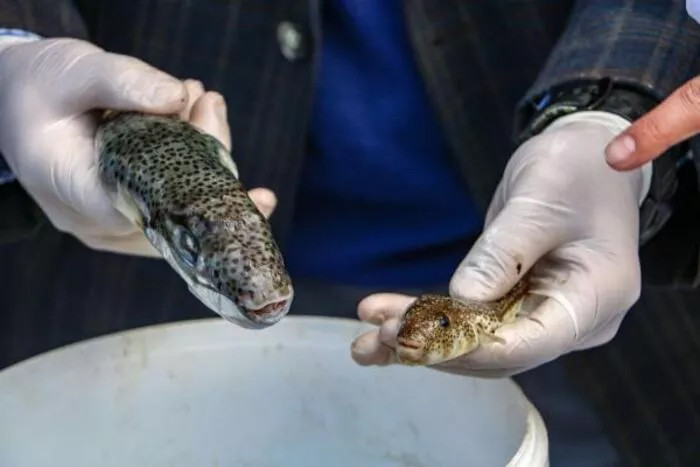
[95,111,294,329]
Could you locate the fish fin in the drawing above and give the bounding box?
[217,145,239,179]
[501,299,523,324]
[113,183,147,230]
[217,146,239,178]
[100,109,121,122]
[493,277,529,321]
[200,133,239,179]
[152,230,192,284]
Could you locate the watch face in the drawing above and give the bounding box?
[526,103,578,136]
[519,79,613,142]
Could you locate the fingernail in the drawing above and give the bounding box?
[606,134,636,165]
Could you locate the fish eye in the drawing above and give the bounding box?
[438,314,450,328]
[174,226,200,267]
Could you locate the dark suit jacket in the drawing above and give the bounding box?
[2,1,700,465]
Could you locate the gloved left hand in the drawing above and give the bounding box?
[351,111,651,377]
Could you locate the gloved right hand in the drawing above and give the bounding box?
[0,38,275,256]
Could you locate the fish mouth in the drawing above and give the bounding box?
[185,281,292,330]
[240,297,293,327]
[396,337,427,365]
[397,337,423,350]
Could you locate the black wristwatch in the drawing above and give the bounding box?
[515,77,692,246]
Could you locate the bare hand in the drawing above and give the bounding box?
[605,77,700,170]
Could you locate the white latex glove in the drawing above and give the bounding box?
[0,37,276,256]
[351,111,652,377]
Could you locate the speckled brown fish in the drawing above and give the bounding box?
[95,111,293,329]
[396,278,529,365]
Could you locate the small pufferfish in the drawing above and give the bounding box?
[395,278,530,365]
[95,111,294,329]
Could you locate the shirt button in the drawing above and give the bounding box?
[277,21,307,61]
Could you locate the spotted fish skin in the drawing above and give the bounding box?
[395,277,529,365]
[95,111,294,329]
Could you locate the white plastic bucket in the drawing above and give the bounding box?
[0,317,548,466]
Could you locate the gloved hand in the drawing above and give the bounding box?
[0,38,276,256]
[351,111,651,377]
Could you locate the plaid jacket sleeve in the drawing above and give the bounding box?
[519,0,700,102]
[0,1,88,244]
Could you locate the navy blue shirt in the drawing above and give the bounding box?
[285,0,482,288]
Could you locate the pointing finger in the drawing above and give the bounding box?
[606,76,700,170]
